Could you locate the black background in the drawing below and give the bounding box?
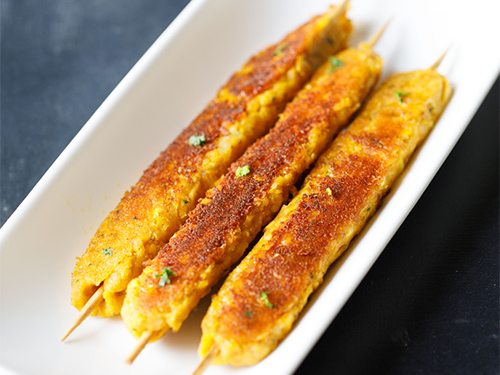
[1,1,498,374]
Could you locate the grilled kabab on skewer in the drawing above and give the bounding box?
[63,2,352,341]
[122,30,385,363]
[197,59,452,369]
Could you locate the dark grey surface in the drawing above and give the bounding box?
[1,1,498,374]
[0,0,190,221]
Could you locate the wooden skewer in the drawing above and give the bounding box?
[192,346,220,375]
[188,20,388,375]
[61,0,348,347]
[120,0,350,366]
[366,20,391,48]
[61,285,104,341]
[125,331,155,365]
[430,47,449,70]
[327,0,349,20]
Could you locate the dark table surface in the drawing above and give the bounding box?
[1,1,498,374]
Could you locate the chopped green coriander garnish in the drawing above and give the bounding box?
[273,43,288,56]
[325,187,333,196]
[158,267,175,287]
[260,291,273,308]
[328,56,343,72]
[236,165,251,177]
[244,310,254,318]
[395,91,408,103]
[102,248,113,256]
[182,198,189,204]
[188,134,206,146]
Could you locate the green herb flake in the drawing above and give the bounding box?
[158,267,175,287]
[273,43,288,56]
[236,165,251,178]
[395,91,408,103]
[328,56,343,72]
[182,198,189,205]
[325,187,333,196]
[260,291,274,308]
[244,310,254,318]
[102,248,113,256]
[188,134,206,146]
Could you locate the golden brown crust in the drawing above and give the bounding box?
[121,45,382,337]
[227,16,320,97]
[71,9,352,316]
[210,154,382,337]
[199,69,452,366]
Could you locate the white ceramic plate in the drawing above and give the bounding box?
[0,0,498,374]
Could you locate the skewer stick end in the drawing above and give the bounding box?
[430,47,450,70]
[126,331,155,365]
[61,327,75,342]
[61,285,104,342]
[192,346,219,375]
[328,0,350,19]
[366,19,391,48]
[338,0,350,13]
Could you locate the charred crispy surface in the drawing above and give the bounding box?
[71,8,352,317]
[199,70,452,366]
[121,45,382,339]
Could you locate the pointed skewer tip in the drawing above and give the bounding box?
[366,19,391,48]
[61,285,104,341]
[192,347,219,375]
[126,331,155,365]
[328,0,350,19]
[430,48,449,70]
[338,0,350,13]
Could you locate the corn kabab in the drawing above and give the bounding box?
[199,68,452,366]
[70,5,352,319]
[122,43,383,344]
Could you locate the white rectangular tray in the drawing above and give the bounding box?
[0,0,498,374]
